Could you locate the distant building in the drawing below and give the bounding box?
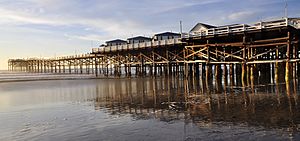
[106,39,127,46]
[152,32,181,41]
[190,23,216,36]
[127,36,152,44]
[289,18,300,28]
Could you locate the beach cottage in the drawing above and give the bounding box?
[152,32,181,41]
[106,39,127,46]
[189,23,216,36]
[127,36,152,44]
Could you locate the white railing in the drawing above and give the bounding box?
[50,53,97,60]
[184,18,293,38]
[92,18,299,53]
[92,38,182,53]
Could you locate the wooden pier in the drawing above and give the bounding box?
[8,18,300,87]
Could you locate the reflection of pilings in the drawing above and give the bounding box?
[275,46,279,83]
[91,76,300,130]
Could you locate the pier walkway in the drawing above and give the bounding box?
[8,17,300,87]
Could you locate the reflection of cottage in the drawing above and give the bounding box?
[106,39,127,46]
[152,32,181,41]
[127,36,151,44]
[189,23,216,36]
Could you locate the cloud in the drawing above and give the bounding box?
[64,34,112,42]
[149,0,223,15]
[0,0,226,40]
[0,8,62,26]
[0,5,153,40]
[227,11,256,21]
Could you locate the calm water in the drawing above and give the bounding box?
[0,72,300,141]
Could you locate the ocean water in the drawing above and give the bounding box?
[0,71,95,82]
[0,71,300,141]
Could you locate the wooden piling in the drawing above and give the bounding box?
[286,31,291,83]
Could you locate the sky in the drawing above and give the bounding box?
[0,0,300,70]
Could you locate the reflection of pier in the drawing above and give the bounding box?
[90,76,299,131]
[6,74,297,131]
[8,18,300,86]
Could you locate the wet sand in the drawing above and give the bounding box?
[0,73,300,141]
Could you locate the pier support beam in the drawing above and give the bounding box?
[286,32,291,83]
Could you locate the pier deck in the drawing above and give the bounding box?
[8,18,300,87]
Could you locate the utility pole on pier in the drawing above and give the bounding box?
[180,20,183,38]
[284,0,288,18]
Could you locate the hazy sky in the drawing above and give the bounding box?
[0,0,299,70]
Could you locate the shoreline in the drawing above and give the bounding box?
[0,73,141,83]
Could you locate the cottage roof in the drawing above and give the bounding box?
[105,39,127,44]
[127,36,151,40]
[190,23,216,32]
[154,32,181,37]
[99,44,106,47]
